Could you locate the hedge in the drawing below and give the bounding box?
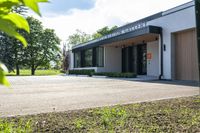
[69,70,137,78]
[69,69,95,76]
[93,72,137,78]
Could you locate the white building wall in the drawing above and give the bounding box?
[147,2,196,79]
[69,50,74,70]
[97,46,122,72]
[147,41,159,77]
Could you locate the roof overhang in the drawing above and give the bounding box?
[72,25,162,52]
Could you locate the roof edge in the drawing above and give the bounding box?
[72,1,194,50]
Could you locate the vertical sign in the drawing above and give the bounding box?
[195,0,200,94]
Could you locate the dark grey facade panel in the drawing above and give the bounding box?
[113,12,163,33]
[72,26,162,52]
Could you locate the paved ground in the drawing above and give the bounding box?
[0,76,199,117]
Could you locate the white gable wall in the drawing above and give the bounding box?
[147,2,196,79]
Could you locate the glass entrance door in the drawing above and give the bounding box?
[137,44,147,75]
[122,46,135,73]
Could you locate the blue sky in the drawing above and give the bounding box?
[40,0,95,14]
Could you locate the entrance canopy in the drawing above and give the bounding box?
[105,33,160,48]
[72,25,162,52]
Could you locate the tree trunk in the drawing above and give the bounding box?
[14,49,20,76]
[31,65,35,75]
[16,63,20,76]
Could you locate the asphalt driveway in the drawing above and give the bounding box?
[0,76,199,117]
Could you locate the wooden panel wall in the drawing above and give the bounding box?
[175,29,199,81]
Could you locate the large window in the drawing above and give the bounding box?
[96,47,104,67]
[74,51,81,68]
[84,49,93,67]
[74,47,104,68]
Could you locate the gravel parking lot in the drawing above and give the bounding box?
[0,76,199,117]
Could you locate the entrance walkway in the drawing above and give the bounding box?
[128,75,159,81]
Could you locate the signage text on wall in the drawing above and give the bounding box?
[97,22,147,42]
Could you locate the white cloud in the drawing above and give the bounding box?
[39,0,191,42]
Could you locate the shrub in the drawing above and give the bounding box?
[69,69,95,76]
[93,72,136,78]
[60,69,66,73]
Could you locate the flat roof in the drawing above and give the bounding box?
[72,1,194,51]
[72,26,162,52]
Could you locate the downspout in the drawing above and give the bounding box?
[159,30,163,80]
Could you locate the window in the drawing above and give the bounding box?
[74,47,104,68]
[74,51,81,68]
[84,49,93,67]
[96,47,104,67]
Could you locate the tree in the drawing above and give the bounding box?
[92,26,118,39]
[0,0,48,86]
[0,32,27,76]
[67,26,118,48]
[23,17,61,75]
[68,29,92,46]
[0,32,16,72]
[61,43,70,72]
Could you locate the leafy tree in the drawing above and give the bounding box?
[0,33,15,72]
[61,43,70,72]
[68,29,92,46]
[0,0,48,86]
[92,26,118,39]
[23,17,61,75]
[67,26,118,48]
[0,32,27,76]
[12,5,28,15]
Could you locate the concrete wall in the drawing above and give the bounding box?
[147,1,196,79]
[69,50,74,70]
[147,41,159,77]
[97,46,122,72]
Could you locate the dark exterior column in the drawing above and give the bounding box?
[92,47,96,67]
[81,50,85,67]
[195,0,200,93]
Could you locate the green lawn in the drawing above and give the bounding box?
[0,96,200,132]
[6,69,61,76]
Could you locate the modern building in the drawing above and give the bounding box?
[69,1,199,81]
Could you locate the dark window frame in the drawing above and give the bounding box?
[74,51,81,68]
[83,48,93,67]
[74,46,104,68]
[95,47,104,67]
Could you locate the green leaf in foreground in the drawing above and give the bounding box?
[0,17,28,46]
[20,0,48,16]
[0,63,10,87]
[2,13,30,32]
[0,0,48,86]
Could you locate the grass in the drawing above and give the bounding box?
[1,96,200,132]
[0,119,32,133]
[6,69,61,76]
